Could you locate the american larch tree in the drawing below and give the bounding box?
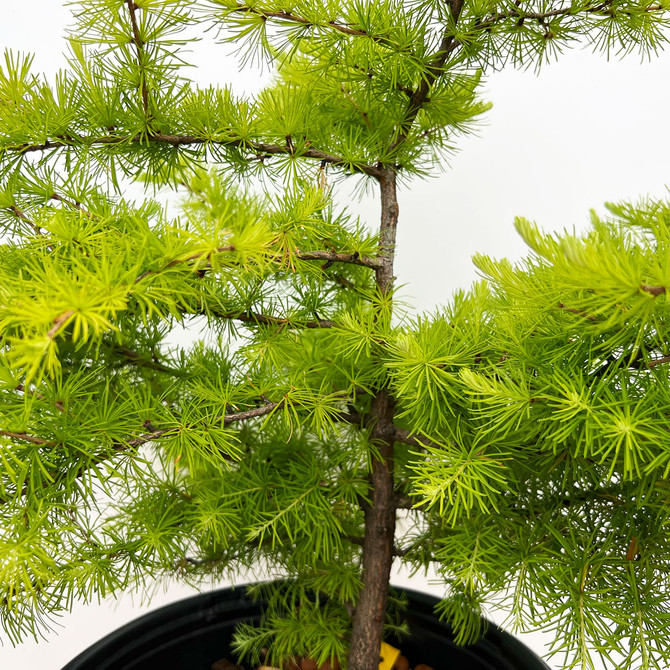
[2,1,670,669]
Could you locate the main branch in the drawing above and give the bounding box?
[348,168,399,670]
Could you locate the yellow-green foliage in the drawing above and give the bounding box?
[2,1,670,669]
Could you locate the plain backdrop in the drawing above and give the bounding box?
[2,2,670,668]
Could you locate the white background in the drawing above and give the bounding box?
[2,2,670,668]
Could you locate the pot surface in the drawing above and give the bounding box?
[62,585,550,670]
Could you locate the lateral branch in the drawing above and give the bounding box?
[208,308,336,329]
[391,0,466,150]
[0,400,284,506]
[295,250,381,269]
[8,134,384,179]
[227,2,415,54]
[135,246,379,283]
[126,400,284,449]
[475,0,667,31]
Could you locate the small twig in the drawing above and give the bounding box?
[114,346,186,376]
[393,545,412,558]
[0,392,344,507]
[0,430,54,445]
[330,272,356,290]
[15,383,66,413]
[394,494,415,510]
[334,59,415,98]
[7,205,42,236]
[50,193,96,220]
[557,302,600,322]
[340,84,373,131]
[125,427,173,448]
[47,309,75,339]
[640,284,666,297]
[392,427,433,450]
[647,355,670,369]
[223,400,282,425]
[134,245,236,283]
[65,507,98,546]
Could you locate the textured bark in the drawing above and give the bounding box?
[348,391,397,670]
[374,170,400,296]
[347,169,400,670]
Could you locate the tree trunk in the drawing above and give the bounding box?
[347,169,399,670]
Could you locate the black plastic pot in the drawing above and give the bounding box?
[62,585,550,670]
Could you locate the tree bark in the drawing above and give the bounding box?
[347,169,399,670]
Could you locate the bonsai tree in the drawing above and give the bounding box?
[1,1,670,669]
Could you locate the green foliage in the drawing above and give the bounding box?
[2,1,670,669]
[232,580,408,668]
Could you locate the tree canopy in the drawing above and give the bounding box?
[2,1,670,669]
